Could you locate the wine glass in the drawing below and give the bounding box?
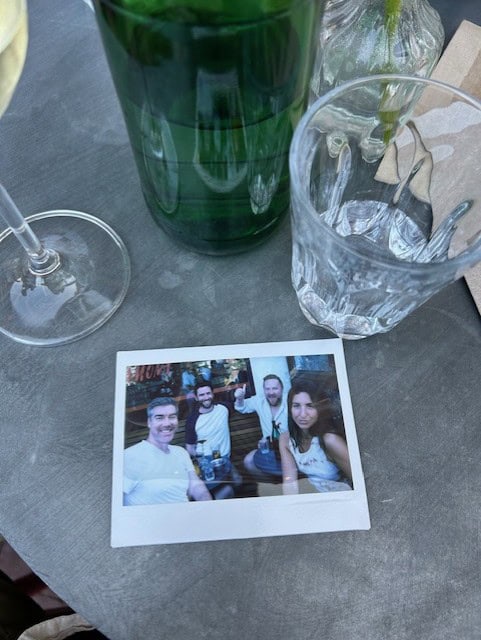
[0,0,130,346]
[196,440,207,459]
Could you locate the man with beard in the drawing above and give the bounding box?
[185,380,231,458]
[186,381,240,499]
[234,374,288,479]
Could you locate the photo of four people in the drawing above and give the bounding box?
[123,353,353,506]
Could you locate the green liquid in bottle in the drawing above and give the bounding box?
[94,0,320,254]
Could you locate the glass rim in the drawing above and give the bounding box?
[94,0,312,25]
[289,73,481,275]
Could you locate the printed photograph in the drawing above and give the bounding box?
[123,353,352,505]
[112,339,370,546]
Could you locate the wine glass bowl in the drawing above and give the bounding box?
[0,209,130,346]
[0,0,130,346]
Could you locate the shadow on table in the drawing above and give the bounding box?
[0,539,109,640]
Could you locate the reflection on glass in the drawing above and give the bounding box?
[141,106,179,214]
[193,68,248,193]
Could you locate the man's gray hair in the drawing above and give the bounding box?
[146,396,178,418]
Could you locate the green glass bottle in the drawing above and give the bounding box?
[93,0,321,254]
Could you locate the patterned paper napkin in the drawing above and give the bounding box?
[430,20,481,315]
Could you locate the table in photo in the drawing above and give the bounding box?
[252,448,283,478]
[198,456,238,499]
[1,3,480,640]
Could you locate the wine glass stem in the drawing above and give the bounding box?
[0,183,61,275]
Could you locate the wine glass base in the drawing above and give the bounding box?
[0,210,130,346]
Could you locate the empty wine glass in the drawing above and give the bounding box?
[196,439,207,459]
[0,0,130,346]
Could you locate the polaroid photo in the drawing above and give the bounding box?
[111,338,370,547]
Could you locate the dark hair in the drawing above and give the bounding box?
[146,396,178,419]
[287,376,336,449]
[194,379,213,394]
[263,374,283,388]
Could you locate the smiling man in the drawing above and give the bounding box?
[234,374,288,440]
[185,381,231,458]
[123,397,212,505]
[234,374,289,480]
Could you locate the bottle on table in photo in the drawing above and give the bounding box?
[192,457,201,477]
[271,421,280,441]
[310,0,444,104]
[271,421,281,454]
[196,439,206,460]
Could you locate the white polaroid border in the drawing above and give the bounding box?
[111,338,370,547]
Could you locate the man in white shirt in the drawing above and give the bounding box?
[185,381,242,498]
[185,381,231,457]
[234,374,288,479]
[123,397,212,505]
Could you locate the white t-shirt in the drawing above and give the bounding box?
[288,436,351,492]
[236,394,288,439]
[195,404,231,457]
[123,440,195,505]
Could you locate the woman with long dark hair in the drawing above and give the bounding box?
[279,376,352,495]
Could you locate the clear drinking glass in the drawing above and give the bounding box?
[290,74,481,339]
[310,0,444,103]
[258,437,270,455]
[0,0,130,346]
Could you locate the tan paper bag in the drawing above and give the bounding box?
[430,20,481,314]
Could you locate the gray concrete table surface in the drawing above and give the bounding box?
[1,1,480,639]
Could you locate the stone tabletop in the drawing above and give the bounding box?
[0,2,480,639]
